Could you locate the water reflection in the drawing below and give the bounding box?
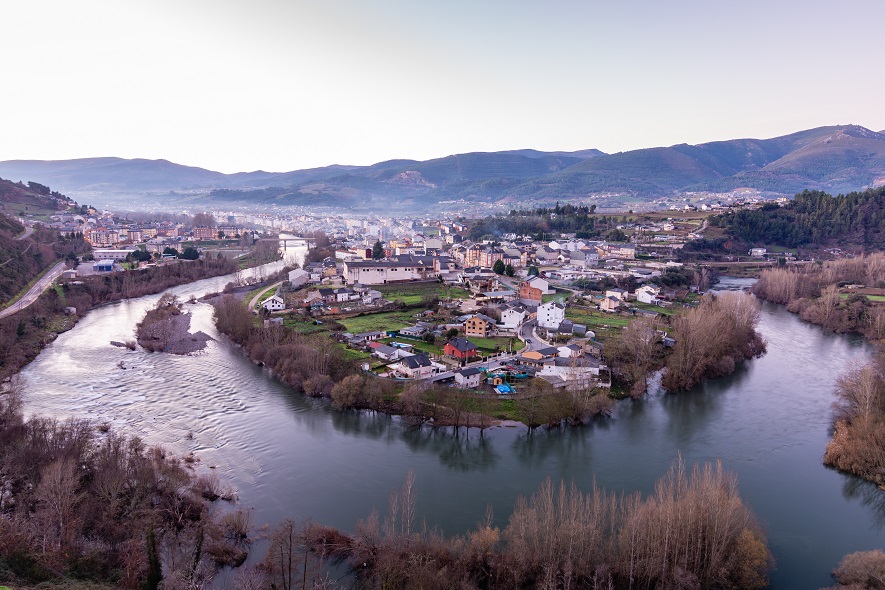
[510,423,595,470]
[840,473,885,530]
[19,267,885,590]
[403,427,500,472]
[330,409,399,441]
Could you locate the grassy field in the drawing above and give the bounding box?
[630,301,675,315]
[376,282,471,305]
[341,347,372,361]
[468,336,524,353]
[565,307,633,328]
[339,310,419,333]
[840,293,885,302]
[283,318,331,335]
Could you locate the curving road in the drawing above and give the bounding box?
[0,261,67,320]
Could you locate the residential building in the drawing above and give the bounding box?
[464,314,496,338]
[262,296,285,312]
[455,367,483,389]
[537,301,565,330]
[480,247,505,269]
[393,353,434,379]
[518,276,548,302]
[635,284,661,305]
[445,337,478,361]
[288,269,309,288]
[600,296,622,313]
[193,226,215,240]
[500,304,526,329]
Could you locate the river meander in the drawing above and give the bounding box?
[19,269,883,589]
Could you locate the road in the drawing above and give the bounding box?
[248,281,283,311]
[15,224,35,240]
[0,261,67,320]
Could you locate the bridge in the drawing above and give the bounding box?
[257,236,316,248]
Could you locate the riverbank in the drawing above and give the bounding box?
[17,269,882,589]
[0,255,269,380]
[0,388,251,588]
[211,288,769,430]
[752,257,885,489]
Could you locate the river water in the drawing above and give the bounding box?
[20,269,883,589]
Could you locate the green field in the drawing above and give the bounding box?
[375,282,471,305]
[339,310,419,333]
[468,336,525,353]
[283,318,331,335]
[630,301,675,315]
[565,307,633,328]
[840,293,885,302]
[341,347,372,361]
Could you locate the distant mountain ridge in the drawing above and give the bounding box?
[1,125,883,210]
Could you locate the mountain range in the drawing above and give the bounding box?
[1,125,884,212]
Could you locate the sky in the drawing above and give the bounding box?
[2,0,884,174]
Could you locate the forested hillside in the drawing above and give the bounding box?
[0,213,90,305]
[3,125,884,211]
[0,176,75,215]
[710,186,885,249]
[466,203,631,240]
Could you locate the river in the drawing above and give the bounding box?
[19,270,883,589]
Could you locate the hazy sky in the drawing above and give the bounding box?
[2,0,883,173]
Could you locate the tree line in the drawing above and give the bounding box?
[709,187,885,249]
[752,254,885,339]
[466,205,629,241]
[608,292,766,395]
[239,460,772,590]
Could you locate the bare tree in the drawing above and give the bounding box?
[35,458,84,555]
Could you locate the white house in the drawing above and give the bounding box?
[288,269,309,288]
[605,288,627,301]
[262,295,286,312]
[557,344,583,358]
[455,367,483,389]
[537,301,565,330]
[635,284,661,305]
[501,305,527,329]
[536,357,604,389]
[392,354,434,379]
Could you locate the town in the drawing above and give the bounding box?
[34,203,788,400]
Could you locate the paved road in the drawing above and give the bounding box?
[15,224,35,240]
[0,261,67,320]
[248,281,283,311]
